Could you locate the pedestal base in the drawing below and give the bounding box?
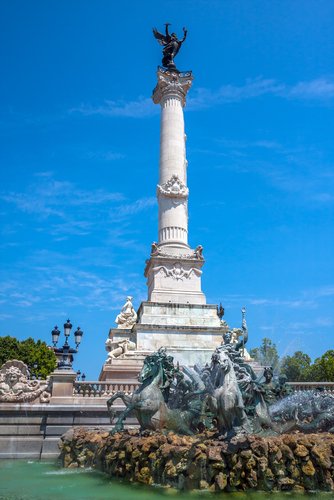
[145,254,206,305]
[99,351,148,382]
[99,301,229,379]
[135,301,227,365]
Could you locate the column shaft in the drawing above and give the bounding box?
[153,70,193,249]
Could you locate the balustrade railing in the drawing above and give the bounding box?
[287,382,334,393]
[73,380,334,398]
[73,381,140,398]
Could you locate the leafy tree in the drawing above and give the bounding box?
[0,336,56,378]
[249,337,280,371]
[280,351,311,381]
[305,350,334,382]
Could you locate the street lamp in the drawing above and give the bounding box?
[74,327,83,347]
[51,326,60,346]
[51,319,83,370]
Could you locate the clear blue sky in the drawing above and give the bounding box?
[0,0,333,378]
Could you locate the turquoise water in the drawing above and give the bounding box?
[0,460,331,500]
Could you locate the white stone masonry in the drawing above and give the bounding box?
[154,69,193,249]
[144,68,206,305]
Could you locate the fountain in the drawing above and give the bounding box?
[60,326,334,493]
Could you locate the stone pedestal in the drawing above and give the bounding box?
[99,328,148,382]
[50,369,77,403]
[145,252,205,305]
[133,301,228,366]
[99,353,147,383]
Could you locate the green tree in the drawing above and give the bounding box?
[249,337,280,371]
[280,351,311,381]
[0,336,56,378]
[305,350,334,382]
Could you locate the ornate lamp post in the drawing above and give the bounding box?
[51,319,83,370]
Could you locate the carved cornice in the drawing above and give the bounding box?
[149,243,204,261]
[152,68,193,106]
[157,174,189,198]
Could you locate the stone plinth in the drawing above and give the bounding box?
[50,369,77,403]
[137,301,222,327]
[145,254,205,304]
[133,301,228,365]
[99,327,147,382]
[99,353,147,383]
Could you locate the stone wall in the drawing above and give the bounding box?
[60,427,334,493]
[0,403,134,459]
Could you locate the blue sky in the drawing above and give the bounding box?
[0,0,333,378]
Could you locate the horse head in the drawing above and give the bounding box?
[139,356,162,384]
[214,349,237,389]
[217,350,232,373]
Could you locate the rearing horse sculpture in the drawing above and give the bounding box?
[206,350,251,436]
[107,355,166,433]
[107,349,205,435]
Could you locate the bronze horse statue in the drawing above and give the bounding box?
[107,348,205,435]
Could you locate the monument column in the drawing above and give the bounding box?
[100,26,227,374]
[153,69,193,249]
[144,68,206,305]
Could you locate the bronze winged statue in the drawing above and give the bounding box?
[153,23,187,70]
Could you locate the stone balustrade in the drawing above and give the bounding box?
[71,381,334,398]
[287,381,334,392]
[73,381,141,398]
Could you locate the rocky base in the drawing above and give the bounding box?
[59,428,334,492]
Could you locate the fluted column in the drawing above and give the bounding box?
[153,68,193,249]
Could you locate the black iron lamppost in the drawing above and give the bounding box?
[51,319,83,370]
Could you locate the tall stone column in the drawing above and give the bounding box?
[144,68,206,305]
[154,69,192,249]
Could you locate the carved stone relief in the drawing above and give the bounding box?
[157,174,189,198]
[0,360,51,403]
[154,263,202,281]
[105,338,136,362]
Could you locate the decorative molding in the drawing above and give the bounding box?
[150,243,204,261]
[157,174,189,198]
[154,263,202,281]
[152,69,193,106]
[0,360,51,403]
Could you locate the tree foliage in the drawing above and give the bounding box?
[0,336,56,379]
[281,350,334,382]
[249,337,280,371]
[307,350,334,382]
[280,351,311,381]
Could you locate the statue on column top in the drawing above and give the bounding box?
[153,23,188,70]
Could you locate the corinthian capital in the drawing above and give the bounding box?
[152,67,193,106]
